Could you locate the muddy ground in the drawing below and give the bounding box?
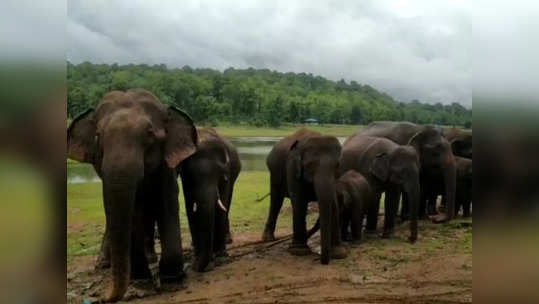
[67,216,472,304]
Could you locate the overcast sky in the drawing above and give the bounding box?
[67,1,472,106]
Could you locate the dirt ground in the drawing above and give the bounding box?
[67,217,472,304]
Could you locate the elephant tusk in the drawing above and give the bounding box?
[193,202,198,212]
[217,199,227,212]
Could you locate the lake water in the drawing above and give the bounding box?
[67,136,346,183]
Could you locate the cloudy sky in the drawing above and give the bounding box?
[67,0,471,106]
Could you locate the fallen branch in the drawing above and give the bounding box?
[255,192,270,202]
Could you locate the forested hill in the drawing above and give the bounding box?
[67,62,472,127]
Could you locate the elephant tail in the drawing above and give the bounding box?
[255,192,270,202]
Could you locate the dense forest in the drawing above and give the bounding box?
[67,62,472,127]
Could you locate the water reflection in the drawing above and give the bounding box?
[67,136,346,183]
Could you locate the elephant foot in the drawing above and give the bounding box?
[131,266,151,280]
[261,230,276,242]
[431,213,451,224]
[364,229,377,238]
[226,233,233,244]
[331,246,347,259]
[103,280,128,303]
[381,230,394,239]
[193,259,215,272]
[426,207,438,216]
[341,233,353,242]
[288,244,312,256]
[160,269,186,283]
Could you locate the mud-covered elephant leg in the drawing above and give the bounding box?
[157,167,185,282]
[262,182,285,241]
[382,189,400,238]
[288,191,311,256]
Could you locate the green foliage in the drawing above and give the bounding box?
[67,62,472,126]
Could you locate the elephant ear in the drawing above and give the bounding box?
[370,152,389,181]
[165,106,198,168]
[218,147,231,182]
[67,109,96,163]
[450,138,468,156]
[290,140,303,180]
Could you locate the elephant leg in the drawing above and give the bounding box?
[350,204,363,244]
[365,193,381,235]
[288,193,311,256]
[157,168,185,282]
[426,192,438,216]
[143,199,157,264]
[382,189,399,239]
[262,182,285,241]
[400,192,410,222]
[96,226,111,269]
[341,213,351,242]
[463,198,472,218]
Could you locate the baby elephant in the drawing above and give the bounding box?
[308,170,372,243]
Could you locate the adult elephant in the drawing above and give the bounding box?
[358,122,457,223]
[443,127,472,159]
[261,129,344,264]
[340,135,420,242]
[67,89,197,302]
[178,127,241,272]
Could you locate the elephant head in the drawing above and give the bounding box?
[289,135,342,264]
[370,146,420,242]
[67,89,197,301]
[409,126,456,222]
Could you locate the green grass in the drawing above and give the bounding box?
[209,123,361,137]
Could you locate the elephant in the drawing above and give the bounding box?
[424,156,472,217]
[357,121,457,223]
[307,170,372,243]
[340,135,420,242]
[443,127,472,159]
[261,129,345,264]
[178,127,241,272]
[67,89,197,302]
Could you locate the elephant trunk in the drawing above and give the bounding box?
[403,178,420,243]
[192,188,218,272]
[101,156,143,301]
[442,156,457,221]
[314,172,336,265]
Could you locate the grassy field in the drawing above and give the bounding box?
[206,123,361,137]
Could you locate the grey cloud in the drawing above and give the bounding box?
[67,0,471,106]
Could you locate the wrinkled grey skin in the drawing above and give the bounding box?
[307,170,372,243]
[178,127,241,272]
[358,121,457,223]
[67,89,197,302]
[340,135,420,242]
[262,129,344,264]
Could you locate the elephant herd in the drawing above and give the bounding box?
[67,89,472,302]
